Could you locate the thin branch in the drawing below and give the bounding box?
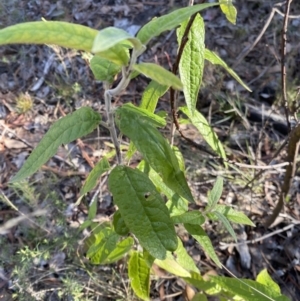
[281,0,293,129]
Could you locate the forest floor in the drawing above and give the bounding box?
[0,0,300,300]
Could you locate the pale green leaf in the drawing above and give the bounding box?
[175,238,199,273]
[207,177,223,208]
[208,205,255,226]
[81,157,110,195]
[128,251,150,301]
[180,106,226,161]
[172,211,205,225]
[118,103,166,128]
[95,43,130,66]
[184,224,221,267]
[116,106,194,203]
[86,227,119,264]
[133,63,183,90]
[155,252,191,278]
[108,166,177,259]
[104,237,134,264]
[137,3,218,45]
[256,269,280,294]
[204,49,251,92]
[212,211,237,242]
[219,1,237,24]
[184,272,222,295]
[0,21,98,51]
[92,26,142,53]
[90,56,121,83]
[178,14,205,115]
[140,80,169,112]
[11,107,101,182]
[211,276,289,301]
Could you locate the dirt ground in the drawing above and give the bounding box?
[0,0,300,300]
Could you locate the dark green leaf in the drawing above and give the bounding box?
[207,177,223,208]
[116,106,194,203]
[172,211,205,225]
[81,157,110,195]
[184,224,221,267]
[108,166,177,259]
[208,205,255,226]
[212,211,237,242]
[12,107,101,182]
[180,106,226,161]
[113,210,130,236]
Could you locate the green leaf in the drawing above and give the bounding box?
[88,200,97,220]
[108,166,177,259]
[137,3,218,45]
[219,1,237,25]
[133,63,183,90]
[140,80,169,112]
[208,205,255,226]
[143,249,155,268]
[172,146,185,173]
[95,43,130,66]
[104,237,134,264]
[86,227,119,264]
[211,276,288,301]
[184,272,222,295]
[118,103,166,128]
[256,269,280,294]
[180,106,226,161]
[11,107,101,182]
[128,251,150,301]
[0,21,98,52]
[207,177,223,209]
[90,56,121,83]
[155,252,191,278]
[127,81,168,159]
[204,49,251,92]
[184,224,221,267]
[172,211,205,225]
[175,238,199,273]
[113,210,130,236]
[212,211,237,242]
[191,293,208,301]
[116,106,194,203]
[81,157,110,195]
[138,161,189,216]
[177,14,205,115]
[92,26,143,53]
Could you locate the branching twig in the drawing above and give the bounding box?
[264,123,300,227]
[220,220,299,250]
[233,4,300,69]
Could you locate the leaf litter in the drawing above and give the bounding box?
[0,0,300,300]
